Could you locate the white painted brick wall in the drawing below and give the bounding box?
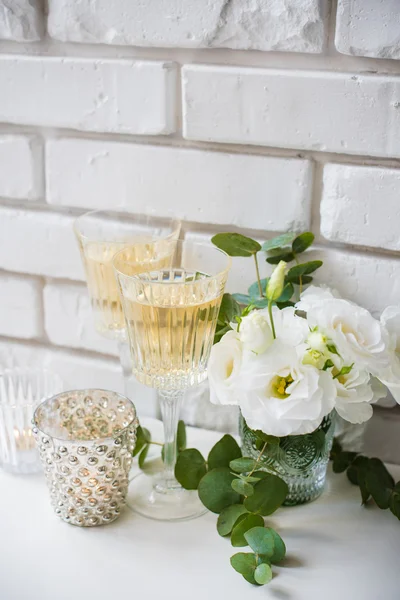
[47,0,328,53]
[336,0,400,60]
[0,273,42,339]
[0,0,399,453]
[43,282,118,356]
[0,207,84,280]
[46,138,312,230]
[0,135,41,200]
[0,56,176,135]
[321,164,400,252]
[0,0,43,41]
[183,66,400,158]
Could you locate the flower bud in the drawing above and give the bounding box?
[307,330,327,353]
[266,261,287,301]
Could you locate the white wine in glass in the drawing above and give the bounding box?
[74,210,181,341]
[114,241,231,521]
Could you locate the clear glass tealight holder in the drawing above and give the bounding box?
[33,389,139,526]
[0,368,64,474]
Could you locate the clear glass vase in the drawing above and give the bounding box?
[239,412,336,506]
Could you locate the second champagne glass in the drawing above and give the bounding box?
[114,240,231,521]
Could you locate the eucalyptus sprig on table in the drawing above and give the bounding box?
[330,440,400,520]
[174,430,289,586]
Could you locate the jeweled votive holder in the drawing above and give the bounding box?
[33,389,138,527]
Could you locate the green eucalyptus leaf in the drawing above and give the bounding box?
[217,504,249,537]
[266,251,295,265]
[198,468,241,514]
[276,301,295,309]
[269,529,287,563]
[212,233,261,257]
[254,563,273,585]
[244,474,288,515]
[390,491,400,520]
[232,293,251,305]
[262,233,297,252]
[230,552,258,584]
[232,478,254,496]
[208,435,242,470]
[214,324,232,343]
[350,456,371,504]
[230,457,258,473]
[250,298,270,308]
[132,426,151,457]
[253,430,280,446]
[231,513,265,547]
[277,282,294,303]
[138,444,150,469]
[248,278,269,299]
[286,261,322,283]
[177,419,187,453]
[332,451,358,473]
[292,232,315,254]
[365,458,395,509]
[218,293,242,325]
[288,275,313,285]
[244,526,275,557]
[175,448,207,490]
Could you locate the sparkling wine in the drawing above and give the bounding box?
[121,269,223,388]
[80,239,173,337]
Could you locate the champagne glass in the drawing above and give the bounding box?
[113,240,231,521]
[74,210,181,405]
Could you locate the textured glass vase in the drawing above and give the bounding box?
[239,412,336,506]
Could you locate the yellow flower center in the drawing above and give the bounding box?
[272,374,293,399]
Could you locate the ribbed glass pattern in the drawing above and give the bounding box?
[240,412,336,505]
[0,368,64,474]
[119,268,226,389]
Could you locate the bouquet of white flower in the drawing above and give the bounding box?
[209,234,400,439]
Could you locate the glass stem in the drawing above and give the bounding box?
[117,340,131,397]
[159,389,184,485]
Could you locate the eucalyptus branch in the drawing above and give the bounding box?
[253,252,263,297]
[248,442,268,478]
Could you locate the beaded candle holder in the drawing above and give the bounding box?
[33,389,138,527]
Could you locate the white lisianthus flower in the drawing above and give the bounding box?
[298,289,389,373]
[296,285,339,313]
[378,306,400,403]
[270,306,309,346]
[333,368,375,424]
[307,330,328,354]
[208,331,242,406]
[239,310,274,354]
[237,341,336,437]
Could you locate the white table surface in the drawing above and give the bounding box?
[1,418,399,600]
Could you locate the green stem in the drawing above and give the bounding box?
[248,442,268,478]
[253,253,263,297]
[268,300,276,339]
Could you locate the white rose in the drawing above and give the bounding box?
[378,306,400,403]
[208,331,243,406]
[303,295,389,373]
[333,368,375,424]
[237,341,336,437]
[239,310,274,354]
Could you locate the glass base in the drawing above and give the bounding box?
[126,472,207,522]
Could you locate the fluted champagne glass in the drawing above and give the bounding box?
[114,240,231,521]
[74,210,181,403]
